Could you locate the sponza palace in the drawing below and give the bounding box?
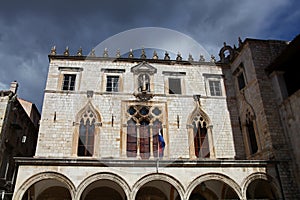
[11,34,300,199]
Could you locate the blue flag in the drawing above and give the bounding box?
[158,130,165,157]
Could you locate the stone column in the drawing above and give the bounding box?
[207,125,215,158]
[136,124,141,159]
[149,124,154,159]
[187,124,196,159]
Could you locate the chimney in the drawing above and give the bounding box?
[10,80,18,94]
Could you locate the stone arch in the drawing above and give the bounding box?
[241,172,282,199]
[187,106,215,159]
[76,172,131,200]
[75,101,102,122]
[219,44,234,63]
[132,173,185,200]
[13,171,75,200]
[239,104,261,157]
[73,101,102,157]
[186,173,242,199]
[187,105,211,126]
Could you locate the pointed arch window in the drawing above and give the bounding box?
[77,110,96,156]
[193,115,210,158]
[246,111,258,154]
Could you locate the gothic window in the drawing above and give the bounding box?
[246,111,258,154]
[209,80,222,96]
[237,72,246,90]
[168,78,182,94]
[138,74,150,92]
[62,74,76,91]
[236,63,246,90]
[193,115,209,158]
[126,105,164,159]
[77,109,96,156]
[106,75,119,92]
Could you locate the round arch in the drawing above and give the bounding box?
[13,171,75,200]
[241,172,282,199]
[185,173,242,199]
[132,173,185,200]
[76,172,131,200]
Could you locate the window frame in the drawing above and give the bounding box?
[106,75,120,92]
[168,77,182,94]
[101,69,125,93]
[242,110,261,157]
[233,63,247,92]
[203,74,224,97]
[62,74,76,91]
[162,71,186,95]
[58,67,83,92]
[208,80,222,96]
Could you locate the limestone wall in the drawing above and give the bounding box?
[36,58,235,159]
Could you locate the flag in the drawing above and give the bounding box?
[158,129,165,157]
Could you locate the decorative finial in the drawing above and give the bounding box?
[77,47,83,56]
[128,49,134,58]
[210,55,216,62]
[90,49,96,57]
[164,51,170,60]
[224,42,227,47]
[50,46,56,55]
[152,50,158,59]
[188,54,194,62]
[64,46,69,56]
[140,48,146,59]
[116,49,121,58]
[103,48,108,57]
[238,37,243,46]
[199,55,205,62]
[176,52,182,61]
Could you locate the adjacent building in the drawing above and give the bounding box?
[12,34,300,199]
[0,81,40,199]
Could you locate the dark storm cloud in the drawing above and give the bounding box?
[0,0,299,112]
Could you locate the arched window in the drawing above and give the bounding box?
[77,109,96,156]
[126,105,164,159]
[193,115,209,158]
[246,111,258,154]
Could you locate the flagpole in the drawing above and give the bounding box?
[156,128,160,173]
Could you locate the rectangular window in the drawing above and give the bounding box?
[106,76,119,92]
[169,78,181,94]
[209,80,222,96]
[62,74,76,91]
[237,73,246,90]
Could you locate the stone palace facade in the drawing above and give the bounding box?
[12,35,300,199]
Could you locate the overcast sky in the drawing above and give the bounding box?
[0,0,299,112]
